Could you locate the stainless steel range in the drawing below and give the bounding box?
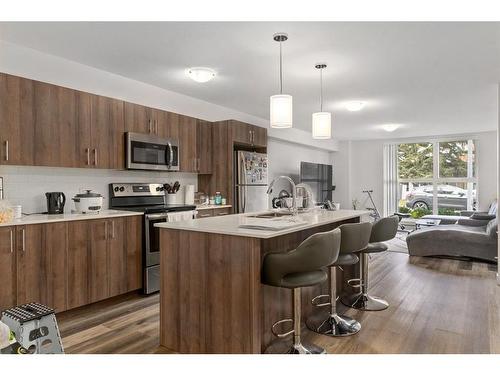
[109,183,196,294]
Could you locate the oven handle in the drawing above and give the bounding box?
[145,213,170,220]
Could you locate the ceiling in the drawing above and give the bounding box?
[1,22,499,140]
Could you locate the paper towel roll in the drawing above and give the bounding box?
[185,185,195,205]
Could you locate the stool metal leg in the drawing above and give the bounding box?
[266,288,326,354]
[306,266,361,336]
[341,253,389,311]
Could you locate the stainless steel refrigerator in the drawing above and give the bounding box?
[234,151,269,213]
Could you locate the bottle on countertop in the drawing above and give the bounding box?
[215,192,222,205]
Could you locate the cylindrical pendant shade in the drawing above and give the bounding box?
[312,112,332,139]
[270,94,293,128]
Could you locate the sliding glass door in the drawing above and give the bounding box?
[397,139,476,216]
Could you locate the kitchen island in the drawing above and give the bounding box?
[156,209,369,353]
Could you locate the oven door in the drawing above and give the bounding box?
[144,212,169,267]
[127,132,177,171]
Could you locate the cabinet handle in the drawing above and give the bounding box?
[10,229,13,253]
[21,228,25,252]
[85,148,90,165]
[217,212,229,216]
[148,119,152,133]
[199,214,212,218]
[111,220,115,239]
[248,130,252,143]
[104,221,108,240]
[4,140,8,161]
[197,158,200,172]
[155,120,158,134]
[93,148,98,166]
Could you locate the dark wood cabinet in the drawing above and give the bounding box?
[196,120,212,174]
[15,225,45,306]
[33,81,80,168]
[90,95,125,169]
[0,74,34,166]
[229,120,267,147]
[179,115,197,172]
[44,222,68,312]
[124,102,154,135]
[67,221,90,310]
[89,219,110,303]
[0,226,16,311]
[108,217,126,297]
[125,216,143,291]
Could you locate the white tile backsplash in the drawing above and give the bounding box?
[0,165,198,214]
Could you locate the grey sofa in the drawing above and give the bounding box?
[406,218,497,262]
[421,201,497,225]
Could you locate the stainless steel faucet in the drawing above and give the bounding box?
[267,175,297,215]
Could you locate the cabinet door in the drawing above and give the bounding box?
[179,115,197,172]
[16,225,45,306]
[44,222,68,312]
[0,226,16,310]
[197,120,212,174]
[124,102,154,135]
[67,221,90,309]
[33,81,79,167]
[252,126,267,147]
[229,120,252,145]
[108,218,127,297]
[89,219,109,303]
[91,95,125,169]
[125,216,143,292]
[0,74,34,165]
[196,209,214,218]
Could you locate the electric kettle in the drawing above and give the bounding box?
[46,192,66,214]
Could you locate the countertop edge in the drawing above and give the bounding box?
[0,210,143,227]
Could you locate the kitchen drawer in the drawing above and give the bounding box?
[197,209,214,218]
[213,208,232,216]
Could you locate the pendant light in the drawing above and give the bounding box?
[312,63,332,139]
[270,33,293,128]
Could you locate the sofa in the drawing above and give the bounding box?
[406,218,497,262]
[421,201,497,225]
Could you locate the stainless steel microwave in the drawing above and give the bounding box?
[126,132,179,171]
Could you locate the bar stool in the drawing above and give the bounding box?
[341,215,399,311]
[262,228,341,354]
[306,222,372,337]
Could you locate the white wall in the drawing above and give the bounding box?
[266,138,332,203]
[333,131,498,214]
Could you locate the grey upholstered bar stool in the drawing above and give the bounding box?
[306,222,372,337]
[342,215,399,311]
[262,228,341,354]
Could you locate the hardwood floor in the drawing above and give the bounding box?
[57,252,499,354]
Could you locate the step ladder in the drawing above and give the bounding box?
[1,303,64,354]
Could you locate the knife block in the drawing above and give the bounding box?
[166,192,183,205]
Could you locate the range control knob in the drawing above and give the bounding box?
[156,186,162,192]
[119,186,125,192]
[114,186,119,192]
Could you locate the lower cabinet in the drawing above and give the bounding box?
[0,215,143,313]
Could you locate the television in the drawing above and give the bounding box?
[299,162,334,204]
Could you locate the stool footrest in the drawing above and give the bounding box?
[347,278,364,289]
[311,294,331,307]
[271,319,294,338]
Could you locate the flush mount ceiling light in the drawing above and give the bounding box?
[270,32,293,129]
[312,63,332,139]
[381,124,401,132]
[345,101,366,112]
[186,67,216,83]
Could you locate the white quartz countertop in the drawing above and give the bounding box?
[196,205,232,211]
[0,209,143,227]
[155,209,370,239]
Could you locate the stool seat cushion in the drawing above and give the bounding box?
[279,270,328,289]
[362,242,388,253]
[332,253,359,266]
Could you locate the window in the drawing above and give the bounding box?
[397,139,477,217]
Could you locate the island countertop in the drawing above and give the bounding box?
[155,209,369,239]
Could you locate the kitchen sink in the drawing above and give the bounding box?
[246,211,295,219]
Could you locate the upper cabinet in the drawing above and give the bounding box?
[196,120,212,174]
[229,120,267,148]
[0,74,35,165]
